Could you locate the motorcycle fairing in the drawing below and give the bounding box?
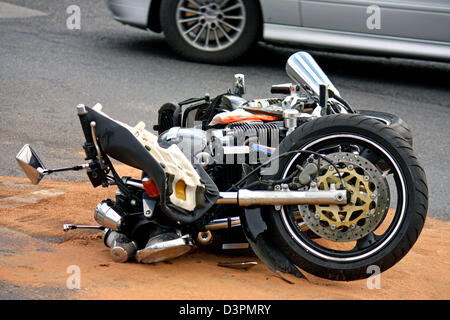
[237,173,306,279]
[80,105,219,223]
[241,207,306,280]
[91,103,204,212]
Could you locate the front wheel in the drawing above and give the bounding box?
[160,0,261,63]
[266,114,428,281]
[358,110,413,146]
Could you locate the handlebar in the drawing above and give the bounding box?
[270,83,299,95]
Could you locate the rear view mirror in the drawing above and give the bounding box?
[285,51,340,98]
[16,144,47,185]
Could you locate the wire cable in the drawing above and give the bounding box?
[227,149,346,192]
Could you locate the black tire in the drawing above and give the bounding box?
[266,114,428,281]
[358,110,413,146]
[160,0,261,64]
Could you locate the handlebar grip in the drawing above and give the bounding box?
[270,84,299,95]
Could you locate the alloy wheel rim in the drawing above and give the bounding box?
[280,134,407,262]
[176,0,246,52]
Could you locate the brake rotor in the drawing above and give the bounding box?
[298,152,390,242]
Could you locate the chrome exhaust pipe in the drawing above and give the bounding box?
[205,217,241,231]
[216,189,347,206]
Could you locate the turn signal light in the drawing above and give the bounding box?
[175,179,186,201]
[142,177,160,197]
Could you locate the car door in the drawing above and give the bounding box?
[300,0,450,43]
[260,0,302,26]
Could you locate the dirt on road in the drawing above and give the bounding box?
[0,172,449,300]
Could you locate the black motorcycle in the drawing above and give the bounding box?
[16,52,427,281]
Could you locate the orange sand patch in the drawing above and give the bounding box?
[0,174,449,300]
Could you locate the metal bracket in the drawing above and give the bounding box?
[90,121,105,169]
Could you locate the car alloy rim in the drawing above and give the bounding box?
[175,0,246,52]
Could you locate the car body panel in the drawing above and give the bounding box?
[301,0,450,42]
[107,0,152,29]
[263,23,450,61]
[259,0,301,25]
[106,0,450,61]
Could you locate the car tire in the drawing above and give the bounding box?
[160,0,261,64]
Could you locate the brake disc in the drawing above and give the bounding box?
[298,152,390,242]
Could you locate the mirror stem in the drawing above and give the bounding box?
[43,163,90,175]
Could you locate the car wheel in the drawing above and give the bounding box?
[160,0,261,64]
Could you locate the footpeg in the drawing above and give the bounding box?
[136,233,193,264]
[63,224,105,232]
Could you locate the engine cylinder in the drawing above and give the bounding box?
[103,229,137,263]
[94,200,122,230]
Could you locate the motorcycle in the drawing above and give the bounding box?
[16,52,427,281]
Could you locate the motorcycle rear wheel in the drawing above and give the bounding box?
[266,114,428,281]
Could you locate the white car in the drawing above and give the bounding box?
[107,0,450,63]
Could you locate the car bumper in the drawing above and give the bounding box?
[107,0,152,29]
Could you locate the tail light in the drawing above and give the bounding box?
[142,177,160,198]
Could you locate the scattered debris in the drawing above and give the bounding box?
[217,261,257,271]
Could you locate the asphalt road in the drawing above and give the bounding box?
[1,0,449,220]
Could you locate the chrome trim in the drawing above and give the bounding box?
[144,234,192,250]
[215,192,237,205]
[264,24,450,62]
[124,179,144,189]
[280,134,407,262]
[103,229,137,262]
[215,189,347,206]
[94,202,123,230]
[63,224,104,232]
[89,121,103,167]
[135,234,194,264]
[283,109,299,136]
[239,189,346,206]
[110,241,137,263]
[205,217,241,230]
